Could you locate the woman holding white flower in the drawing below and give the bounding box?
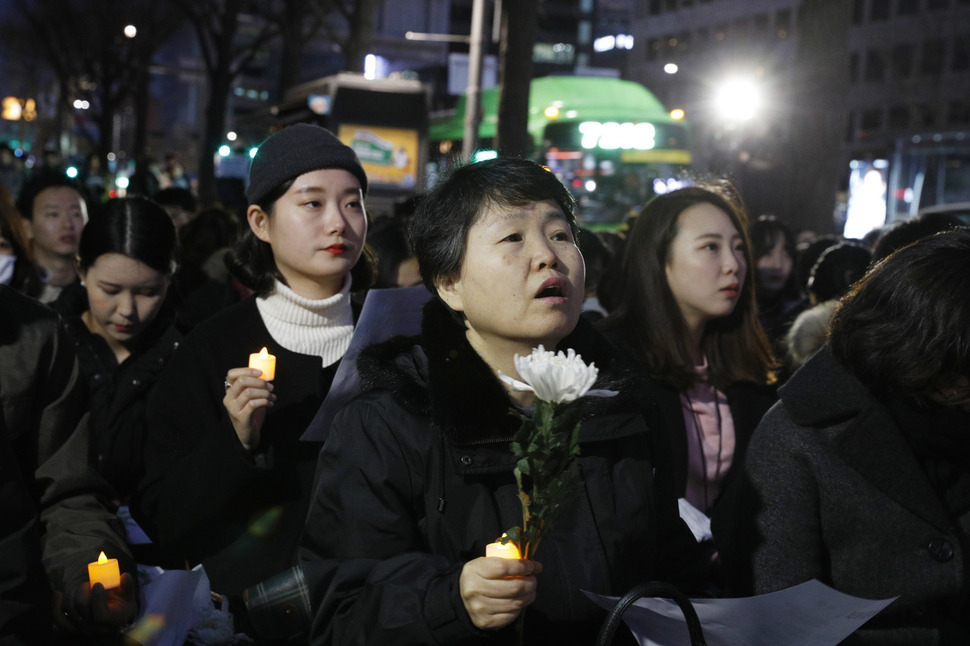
[598,184,776,568]
[300,158,701,645]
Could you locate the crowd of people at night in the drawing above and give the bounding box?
[0,124,968,646]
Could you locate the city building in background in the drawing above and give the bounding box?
[624,0,970,237]
[845,0,970,231]
[2,0,968,234]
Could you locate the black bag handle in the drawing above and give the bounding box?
[595,581,707,646]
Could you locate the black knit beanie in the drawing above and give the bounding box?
[246,123,368,205]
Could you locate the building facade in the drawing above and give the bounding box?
[625,0,970,235]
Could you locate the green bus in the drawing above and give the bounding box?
[429,75,691,227]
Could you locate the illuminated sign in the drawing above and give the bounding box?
[579,121,656,151]
[339,124,419,189]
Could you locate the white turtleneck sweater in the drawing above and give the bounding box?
[255,279,354,367]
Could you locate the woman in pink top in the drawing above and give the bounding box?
[599,184,776,557]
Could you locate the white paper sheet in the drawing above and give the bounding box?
[677,498,712,543]
[585,579,896,646]
[127,565,247,646]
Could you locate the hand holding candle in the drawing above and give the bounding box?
[58,553,136,632]
[485,534,521,559]
[87,551,121,589]
[249,347,277,380]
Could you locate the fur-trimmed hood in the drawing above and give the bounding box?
[356,298,648,447]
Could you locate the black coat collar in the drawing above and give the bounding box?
[357,298,644,446]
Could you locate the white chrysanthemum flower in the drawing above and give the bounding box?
[498,345,617,404]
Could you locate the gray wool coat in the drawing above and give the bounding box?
[715,346,970,645]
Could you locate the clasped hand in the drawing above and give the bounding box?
[460,556,542,631]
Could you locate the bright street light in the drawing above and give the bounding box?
[124,25,137,38]
[714,78,762,122]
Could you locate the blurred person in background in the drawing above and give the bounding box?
[719,227,970,644]
[51,197,182,504]
[786,242,871,369]
[749,215,808,380]
[154,186,198,230]
[870,211,963,264]
[159,152,190,190]
[0,187,45,298]
[78,153,108,203]
[367,215,422,288]
[0,143,25,200]
[16,173,88,303]
[577,227,613,322]
[794,234,841,295]
[175,206,244,331]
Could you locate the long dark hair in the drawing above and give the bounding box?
[225,179,374,296]
[78,196,179,276]
[599,184,775,390]
[830,227,970,402]
[749,214,802,304]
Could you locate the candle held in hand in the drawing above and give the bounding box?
[88,551,121,589]
[249,347,277,380]
[485,535,521,559]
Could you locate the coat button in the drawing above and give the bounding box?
[460,455,473,466]
[131,378,142,387]
[927,537,954,562]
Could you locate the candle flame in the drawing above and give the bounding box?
[98,551,108,564]
[258,347,269,358]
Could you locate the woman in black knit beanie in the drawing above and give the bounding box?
[133,123,372,641]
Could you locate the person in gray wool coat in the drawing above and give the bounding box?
[715,227,970,644]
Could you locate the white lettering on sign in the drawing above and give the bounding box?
[578,121,656,151]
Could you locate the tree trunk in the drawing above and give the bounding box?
[788,0,852,234]
[278,0,306,98]
[343,0,376,73]
[198,71,231,207]
[495,0,537,158]
[96,102,115,173]
[132,64,151,186]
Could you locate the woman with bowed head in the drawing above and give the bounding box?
[50,197,181,503]
[299,157,701,645]
[719,227,970,643]
[132,124,371,638]
[598,185,776,572]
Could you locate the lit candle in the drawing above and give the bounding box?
[87,551,121,589]
[485,534,521,559]
[249,347,277,381]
